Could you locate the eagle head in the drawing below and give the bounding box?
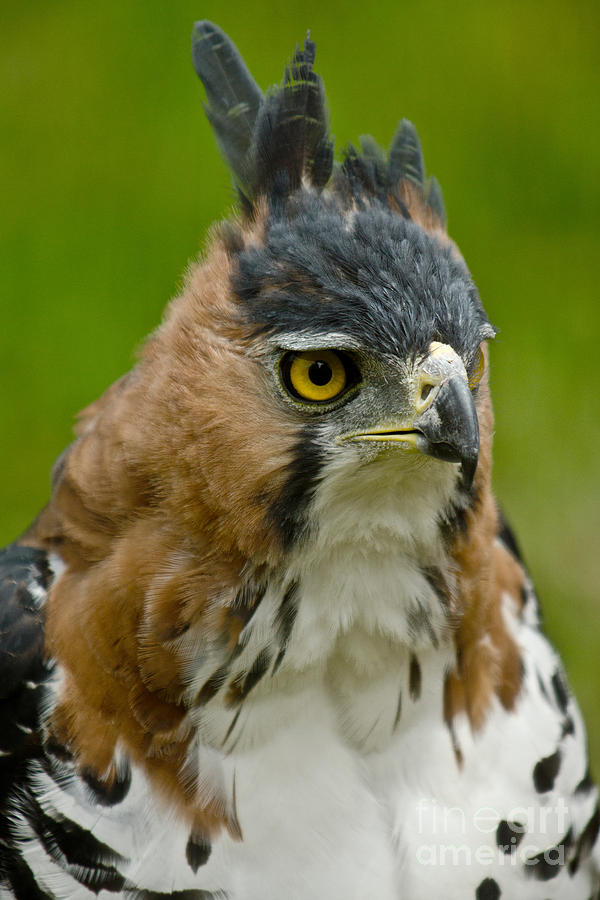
[183,22,496,555]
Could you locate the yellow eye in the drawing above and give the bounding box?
[280,350,354,403]
[468,346,485,390]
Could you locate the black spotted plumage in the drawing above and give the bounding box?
[475,878,501,900]
[496,819,525,854]
[186,832,212,873]
[533,748,562,793]
[525,828,574,882]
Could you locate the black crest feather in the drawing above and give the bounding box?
[388,119,446,225]
[191,23,445,227]
[425,175,447,227]
[192,24,332,203]
[250,35,332,197]
[191,21,263,194]
[389,119,425,188]
[342,136,388,200]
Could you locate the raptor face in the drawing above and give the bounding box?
[234,194,492,546]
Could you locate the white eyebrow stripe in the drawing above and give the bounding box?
[265,332,364,351]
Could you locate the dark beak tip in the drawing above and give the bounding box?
[413,374,480,492]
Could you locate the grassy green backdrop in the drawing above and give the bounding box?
[2,2,598,770]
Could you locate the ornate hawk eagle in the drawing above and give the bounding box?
[1,21,598,900]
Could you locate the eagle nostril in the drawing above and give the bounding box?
[419,381,436,404]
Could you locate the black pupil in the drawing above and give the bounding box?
[308,360,333,386]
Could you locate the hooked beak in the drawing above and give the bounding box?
[345,344,480,491]
[411,374,479,490]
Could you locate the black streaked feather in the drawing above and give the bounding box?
[227,647,272,706]
[272,582,299,673]
[0,852,54,900]
[408,654,422,701]
[194,660,231,706]
[24,803,127,892]
[191,20,263,191]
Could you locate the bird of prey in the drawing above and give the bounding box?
[0,20,598,900]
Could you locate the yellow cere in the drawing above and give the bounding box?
[289,350,347,402]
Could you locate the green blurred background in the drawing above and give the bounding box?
[1,2,598,770]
